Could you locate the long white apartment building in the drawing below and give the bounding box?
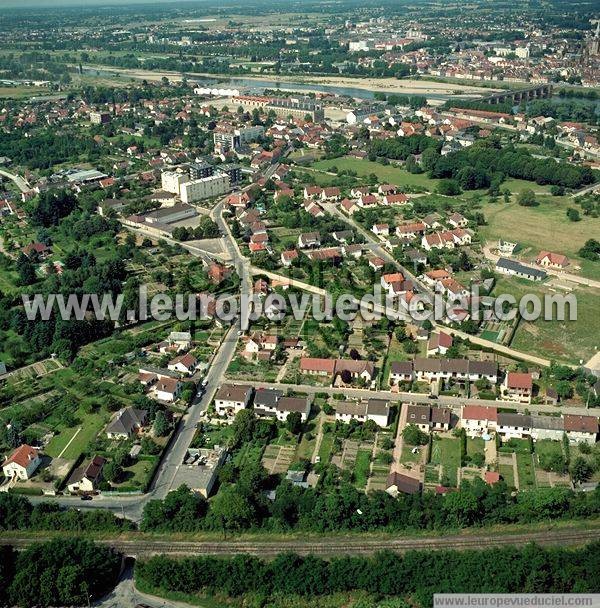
[180,173,231,204]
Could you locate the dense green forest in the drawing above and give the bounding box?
[0,539,120,607]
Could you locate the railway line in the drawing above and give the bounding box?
[3,527,600,558]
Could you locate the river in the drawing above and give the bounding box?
[80,66,466,102]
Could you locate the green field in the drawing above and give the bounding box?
[516,453,536,490]
[430,437,461,487]
[45,410,108,460]
[318,428,335,462]
[311,156,438,190]
[499,463,516,488]
[466,437,485,459]
[494,277,598,365]
[534,439,564,471]
[480,198,600,281]
[353,449,372,488]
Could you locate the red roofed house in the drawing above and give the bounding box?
[2,444,41,480]
[461,405,498,437]
[563,415,598,445]
[208,262,231,285]
[321,187,341,201]
[22,242,49,259]
[383,193,409,206]
[281,249,299,267]
[167,353,198,375]
[300,357,337,377]
[381,272,404,290]
[427,331,453,356]
[502,372,533,404]
[536,251,569,270]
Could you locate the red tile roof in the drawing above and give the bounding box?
[462,405,498,422]
[3,444,38,469]
[506,372,533,390]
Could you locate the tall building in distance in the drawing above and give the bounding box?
[584,20,600,57]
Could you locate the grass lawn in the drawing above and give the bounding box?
[311,156,438,191]
[480,198,600,281]
[381,336,413,388]
[353,448,372,489]
[318,428,335,462]
[516,452,536,490]
[467,437,485,459]
[112,458,154,489]
[493,277,599,365]
[430,437,461,487]
[401,442,423,464]
[535,439,564,470]
[45,410,108,460]
[501,179,554,195]
[499,463,516,489]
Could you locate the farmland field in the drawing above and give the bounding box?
[493,277,598,365]
[311,156,438,190]
[480,198,600,281]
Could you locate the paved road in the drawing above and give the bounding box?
[236,379,597,416]
[95,566,189,608]
[0,168,30,193]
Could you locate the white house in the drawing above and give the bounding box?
[563,415,598,445]
[214,383,253,416]
[335,399,390,427]
[168,353,198,375]
[496,412,532,441]
[67,455,106,494]
[461,405,498,438]
[2,444,41,481]
[154,377,183,402]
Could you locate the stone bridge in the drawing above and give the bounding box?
[482,83,553,105]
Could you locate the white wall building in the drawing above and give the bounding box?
[180,173,230,203]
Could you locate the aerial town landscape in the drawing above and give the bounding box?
[0,0,599,606]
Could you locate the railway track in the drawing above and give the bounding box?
[3,528,600,558]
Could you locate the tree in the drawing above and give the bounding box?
[286,411,303,435]
[566,207,581,222]
[437,179,462,196]
[102,461,122,483]
[153,410,169,437]
[578,239,600,261]
[555,381,573,400]
[517,189,538,207]
[340,369,353,384]
[402,424,428,446]
[17,254,36,286]
[570,456,593,484]
[207,485,256,533]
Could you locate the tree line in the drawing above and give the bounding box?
[424,139,595,190]
[0,493,134,533]
[135,542,600,603]
[0,539,120,607]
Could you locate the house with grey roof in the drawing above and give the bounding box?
[106,407,148,440]
[496,257,546,281]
